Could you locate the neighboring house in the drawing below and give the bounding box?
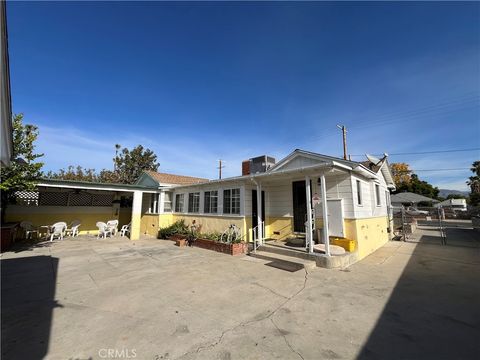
[434,198,467,212]
[390,192,439,207]
[137,149,396,260]
[0,1,13,167]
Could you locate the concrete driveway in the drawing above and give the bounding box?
[2,230,479,360]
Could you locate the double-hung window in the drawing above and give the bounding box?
[356,180,362,206]
[164,192,172,212]
[175,194,184,213]
[223,188,240,215]
[188,192,200,213]
[204,190,218,214]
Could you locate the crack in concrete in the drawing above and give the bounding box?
[253,282,289,299]
[176,268,309,359]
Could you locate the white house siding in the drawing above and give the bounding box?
[275,156,328,171]
[312,172,355,219]
[265,182,293,217]
[351,173,389,219]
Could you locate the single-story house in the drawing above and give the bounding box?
[7,149,396,260]
[390,192,439,207]
[137,149,396,260]
[434,198,467,211]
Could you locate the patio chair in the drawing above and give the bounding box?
[65,220,81,237]
[96,222,112,239]
[49,222,67,242]
[106,220,119,235]
[120,222,131,237]
[20,221,39,240]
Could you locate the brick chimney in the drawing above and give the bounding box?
[242,160,250,176]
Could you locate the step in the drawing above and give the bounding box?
[249,250,317,272]
[259,243,316,261]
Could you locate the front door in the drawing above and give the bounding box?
[252,190,265,230]
[292,181,307,233]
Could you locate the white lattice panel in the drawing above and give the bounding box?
[14,191,39,206]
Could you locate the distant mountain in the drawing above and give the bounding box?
[438,189,470,198]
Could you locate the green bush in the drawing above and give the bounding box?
[199,231,222,242]
[158,219,189,239]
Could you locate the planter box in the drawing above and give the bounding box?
[194,238,247,256]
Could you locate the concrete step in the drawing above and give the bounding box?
[249,250,317,271]
[259,243,315,261]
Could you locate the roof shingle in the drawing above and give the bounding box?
[145,170,209,185]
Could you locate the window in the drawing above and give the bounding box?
[356,180,362,206]
[188,192,200,213]
[223,188,240,214]
[375,184,381,206]
[204,190,218,214]
[164,192,172,212]
[175,194,184,213]
[149,194,159,213]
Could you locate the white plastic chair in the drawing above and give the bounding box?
[96,222,112,239]
[66,220,81,237]
[20,221,39,240]
[106,220,119,236]
[49,222,67,242]
[120,222,131,237]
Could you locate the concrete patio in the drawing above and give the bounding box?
[1,230,479,360]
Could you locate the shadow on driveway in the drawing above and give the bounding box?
[357,226,480,359]
[1,255,60,360]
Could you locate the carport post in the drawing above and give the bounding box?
[130,190,143,240]
[305,176,313,253]
[256,183,263,244]
[320,174,331,256]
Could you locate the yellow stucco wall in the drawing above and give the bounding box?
[345,216,390,259]
[265,217,293,240]
[171,214,246,238]
[5,205,117,235]
[140,214,159,237]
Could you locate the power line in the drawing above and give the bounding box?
[396,168,470,172]
[350,147,480,157]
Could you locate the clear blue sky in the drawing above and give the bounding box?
[7,1,480,190]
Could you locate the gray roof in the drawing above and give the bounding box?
[391,192,439,204]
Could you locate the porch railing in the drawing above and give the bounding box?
[251,221,265,253]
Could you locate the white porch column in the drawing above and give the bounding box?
[256,183,263,243]
[130,190,143,240]
[159,192,165,214]
[305,176,313,253]
[320,174,331,256]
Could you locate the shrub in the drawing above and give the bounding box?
[158,219,189,239]
[200,231,222,242]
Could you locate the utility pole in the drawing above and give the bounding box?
[218,159,225,179]
[336,125,348,160]
[114,144,121,171]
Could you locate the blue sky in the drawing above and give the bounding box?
[7,1,480,190]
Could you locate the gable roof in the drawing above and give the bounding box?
[364,154,396,190]
[269,149,360,172]
[141,170,209,186]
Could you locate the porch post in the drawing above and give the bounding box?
[305,175,313,253]
[130,190,143,240]
[320,174,331,256]
[256,183,263,244]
